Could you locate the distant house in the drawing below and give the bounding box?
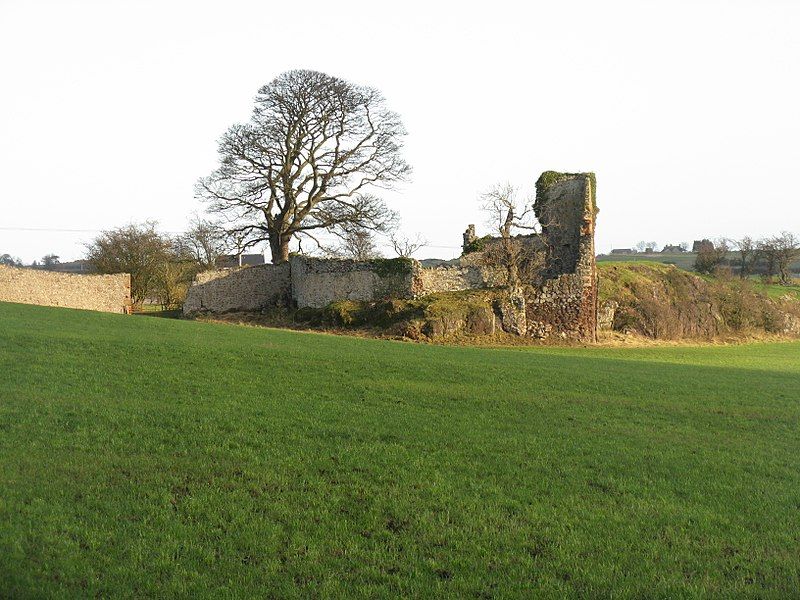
[661,244,686,253]
[36,260,95,273]
[610,248,635,255]
[692,239,714,253]
[215,253,267,268]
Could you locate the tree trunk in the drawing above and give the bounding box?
[269,233,291,264]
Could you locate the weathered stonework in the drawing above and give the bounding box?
[183,263,291,315]
[528,171,598,341]
[418,264,487,294]
[0,265,131,313]
[182,170,599,342]
[598,300,618,331]
[290,256,418,309]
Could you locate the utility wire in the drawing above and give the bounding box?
[0,226,463,249]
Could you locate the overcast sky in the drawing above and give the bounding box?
[1,0,798,263]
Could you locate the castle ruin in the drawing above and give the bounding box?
[184,171,598,341]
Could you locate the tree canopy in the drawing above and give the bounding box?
[198,70,410,263]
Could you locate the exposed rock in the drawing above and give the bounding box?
[496,288,527,335]
[598,300,618,331]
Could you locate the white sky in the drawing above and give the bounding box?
[1,0,798,263]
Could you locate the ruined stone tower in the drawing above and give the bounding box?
[527,171,598,341]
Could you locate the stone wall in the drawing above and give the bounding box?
[290,256,419,309]
[183,263,291,315]
[417,265,485,294]
[180,170,599,343]
[0,265,131,313]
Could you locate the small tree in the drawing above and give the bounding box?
[86,222,172,307]
[178,217,227,269]
[0,254,22,267]
[771,231,800,285]
[389,232,427,258]
[153,242,199,309]
[480,183,543,287]
[757,238,778,283]
[634,241,658,253]
[41,254,60,267]
[329,227,381,261]
[729,236,757,279]
[694,239,729,274]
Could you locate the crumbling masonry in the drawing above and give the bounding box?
[183,170,599,342]
[526,171,598,341]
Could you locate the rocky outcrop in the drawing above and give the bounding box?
[599,262,800,339]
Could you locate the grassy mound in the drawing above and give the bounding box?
[1,302,800,596]
[281,289,507,342]
[599,262,800,339]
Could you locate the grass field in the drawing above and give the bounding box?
[1,302,799,597]
[598,252,800,283]
[598,252,700,271]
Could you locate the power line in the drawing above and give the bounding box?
[0,226,463,248]
[0,225,185,235]
[0,226,102,233]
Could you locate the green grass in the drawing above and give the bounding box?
[598,252,700,270]
[598,252,800,277]
[1,302,799,598]
[756,281,800,301]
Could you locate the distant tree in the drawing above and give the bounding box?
[198,69,410,264]
[41,254,60,267]
[728,236,757,279]
[0,254,22,267]
[153,241,199,310]
[770,231,800,285]
[694,238,729,274]
[756,238,779,283]
[389,232,427,258]
[85,222,172,307]
[634,241,658,253]
[480,183,543,287]
[329,227,381,261]
[679,242,689,252]
[178,217,227,269]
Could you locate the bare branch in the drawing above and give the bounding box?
[196,70,410,263]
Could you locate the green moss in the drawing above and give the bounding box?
[371,257,414,278]
[535,171,598,215]
[536,171,568,191]
[290,290,504,338]
[462,235,493,255]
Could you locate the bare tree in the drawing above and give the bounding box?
[694,238,729,275]
[389,232,427,258]
[728,236,757,279]
[153,241,199,310]
[41,254,60,268]
[197,69,410,264]
[329,227,381,261]
[480,183,543,287]
[757,237,778,283]
[0,254,22,267]
[771,231,800,285]
[634,241,658,253]
[178,216,227,269]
